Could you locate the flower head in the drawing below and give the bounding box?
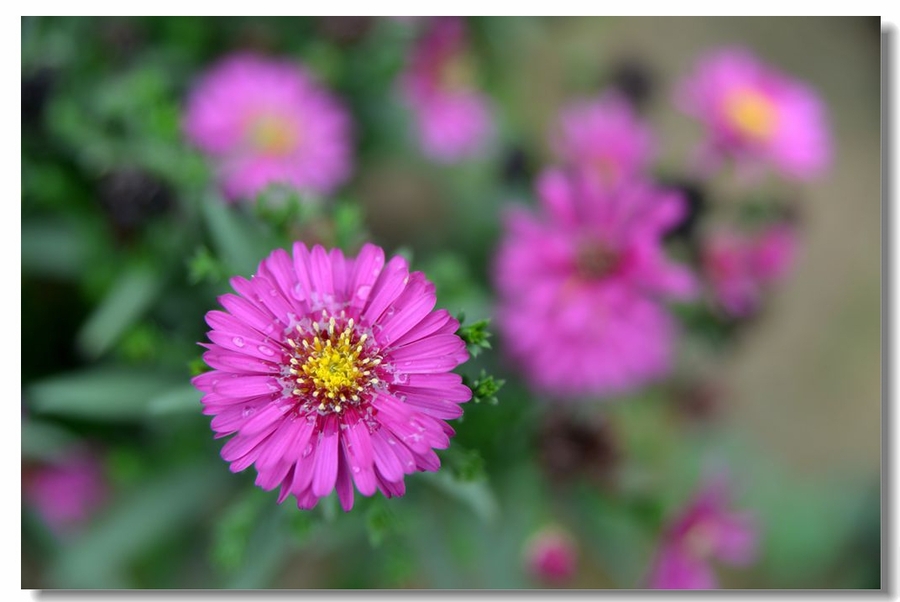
[184,53,353,202]
[193,243,471,511]
[551,92,657,188]
[676,47,832,181]
[399,17,493,162]
[23,448,108,536]
[647,473,758,589]
[523,525,579,585]
[492,170,697,400]
[702,223,797,318]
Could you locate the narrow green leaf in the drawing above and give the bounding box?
[200,192,268,278]
[28,368,184,421]
[146,385,202,416]
[77,265,163,359]
[419,471,498,524]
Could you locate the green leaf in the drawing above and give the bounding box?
[76,265,163,359]
[365,501,398,548]
[48,462,228,589]
[21,419,78,462]
[211,488,271,572]
[146,384,202,416]
[200,191,269,278]
[21,221,90,280]
[419,471,498,524]
[28,367,185,421]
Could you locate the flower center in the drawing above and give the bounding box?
[722,89,778,142]
[439,54,476,92]
[589,155,621,187]
[684,520,719,560]
[249,113,299,157]
[576,240,620,280]
[286,313,383,415]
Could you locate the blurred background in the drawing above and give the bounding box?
[21,16,881,589]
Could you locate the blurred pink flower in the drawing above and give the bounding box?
[551,92,657,188]
[183,53,353,202]
[23,448,107,536]
[524,525,579,585]
[702,223,798,318]
[193,242,471,511]
[676,47,832,181]
[492,169,697,400]
[399,17,493,162]
[647,473,758,589]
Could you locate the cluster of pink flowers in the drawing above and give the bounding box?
[184,53,354,202]
[398,17,494,163]
[193,243,471,511]
[523,525,579,585]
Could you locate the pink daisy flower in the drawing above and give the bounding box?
[523,525,579,585]
[23,448,108,536]
[551,92,657,188]
[676,46,832,181]
[492,169,697,400]
[647,473,758,589]
[399,17,493,162]
[183,53,353,202]
[193,242,471,511]
[701,223,798,318]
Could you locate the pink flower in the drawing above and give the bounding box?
[183,53,353,202]
[551,92,657,188]
[523,525,579,585]
[676,47,832,181]
[193,243,471,511]
[647,474,758,589]
[492,169,697,400]
[399,17,493,162]
[23,449,108,536]
[702,223,798,318]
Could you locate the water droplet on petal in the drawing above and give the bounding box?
[292,284,306,301]
[352,466,361,474]
[258,345,275,357]
[302,444,313,458]
[356,285,372,301]
[242,406,255,418]
[232,336,245,348]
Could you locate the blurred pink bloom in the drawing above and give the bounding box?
[676,47,832,181]
[551,92,657,188]
[399,17,493,162]
[493,169,697,400]
[524,525,579,585]
[193,242,471,511]
[184,53,353,202]
[23,449,107,536]
[702,224,798,318]
[647,473,758,589]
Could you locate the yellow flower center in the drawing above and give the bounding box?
[287,313,382,415]
[723,89,778,142]
[249,114,299,156]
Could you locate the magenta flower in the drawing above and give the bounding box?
[702,224,798,318]
[551,92,657,188]
[647,474,758,589]
[399,17,493,162]
[183,53,353,202]
[23,449,107,536]
[492,169,697,400]
[523,525,579,585]
[676,47,832,181]
[193,243,471,511]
